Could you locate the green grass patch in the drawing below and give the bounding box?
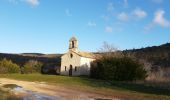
[0,74,170,100]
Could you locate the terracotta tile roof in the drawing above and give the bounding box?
[71,51,96,59]
[77,52,96,59]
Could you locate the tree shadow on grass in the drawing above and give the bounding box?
[79,76,170,96]
[110,81,170,96]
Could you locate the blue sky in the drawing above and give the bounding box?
[0,0,170,54]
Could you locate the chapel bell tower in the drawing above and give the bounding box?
[69,37,78,52]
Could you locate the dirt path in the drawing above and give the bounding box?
[0,78,117,100]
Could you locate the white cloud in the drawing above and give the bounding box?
[144,9,170,32]
[105,26,113,33]
[153,9,170,27]
[8,0,40,7]
[117,12,129,21]
[88,21,96,27]
[26,0,39,6]
[65,9,72,16]
[132,8,147,19]
[116,8,147,23]
[107,3,114,11]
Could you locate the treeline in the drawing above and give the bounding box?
[91,42,170,82]
[0,53,61,74]
[0,53,61,66]
[90,52,147,81]
[0,59,20,74]
[123,43,170,69]
[123,43,170,81]
[0,58,43,74]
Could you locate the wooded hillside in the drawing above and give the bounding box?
[124,43,170,68]
[0,43,169,74]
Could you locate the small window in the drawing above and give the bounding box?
[75,67,77,72]
[65,66,67,71]
[70,53,73,58]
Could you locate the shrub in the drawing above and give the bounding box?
[0,58,20,74]
[23,60,43,74]
[90,56,147,81]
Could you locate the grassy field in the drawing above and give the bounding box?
[0,74,170,100]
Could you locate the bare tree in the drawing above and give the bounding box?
[138,59,152,79]
[99,41,117,52]
[98,42,123,58]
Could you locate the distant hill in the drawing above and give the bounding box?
[124,43,170,68]
[0,53,62,66]
[21,53,45,56]
[0,43,169,74]
[20,53,62,58]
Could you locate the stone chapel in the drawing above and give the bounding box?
[60,37,96,76]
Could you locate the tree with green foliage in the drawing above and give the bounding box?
[23,60,43,74]
[0,58,20,74]
[91,56,147,81]
[90,42,147,81]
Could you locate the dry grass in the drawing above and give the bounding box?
[0,74,170,100]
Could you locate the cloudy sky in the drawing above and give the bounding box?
[0,0,170,53]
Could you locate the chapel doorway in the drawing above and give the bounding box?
[69,65,73,76]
